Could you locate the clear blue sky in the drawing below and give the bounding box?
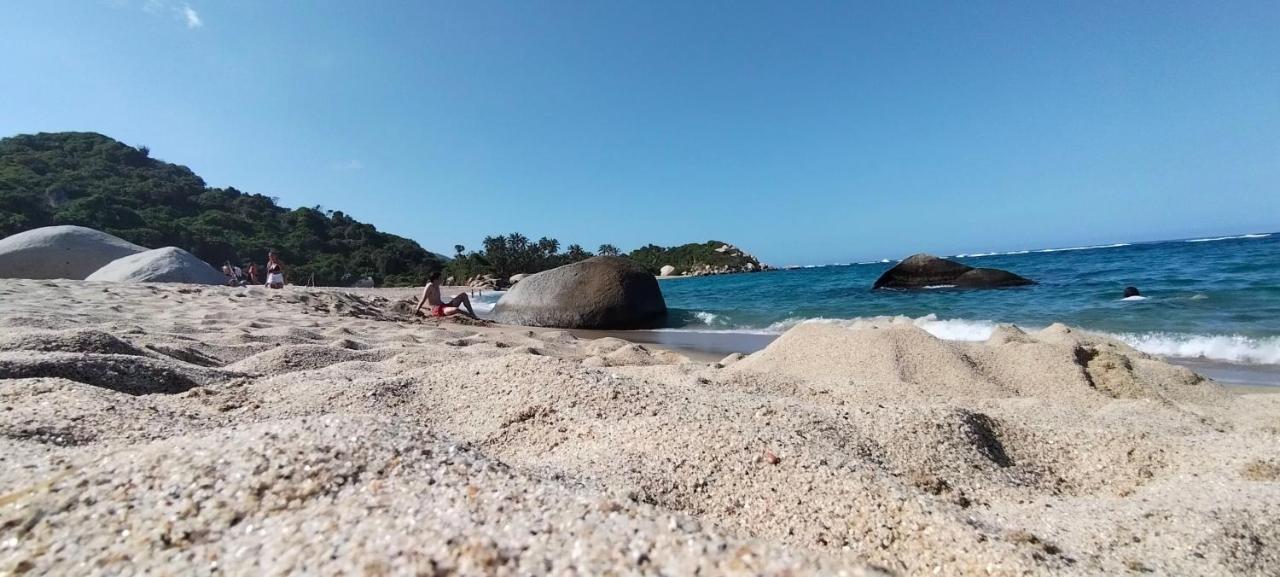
[2,1,1277,265]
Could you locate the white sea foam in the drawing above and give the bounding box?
[1185,233,1271,243]
[1111,332,1280,365]
[957,248,1034,257]
[693,311,718,325]
[1034,243,1131,253]
[1121,295,1148,301]
[469,291,503,315]
[670,313,1280,366]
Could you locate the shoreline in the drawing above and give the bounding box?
[3,279,1280,575]
[578,327,1280,390]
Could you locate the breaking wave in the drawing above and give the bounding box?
[1185,233,1271,243]
[664,314,1280,365]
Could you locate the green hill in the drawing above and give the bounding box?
[628,241,764,276]
[0,132,443,286]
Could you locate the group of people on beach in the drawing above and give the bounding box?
[224,252,474,319]
[222,251,286,289]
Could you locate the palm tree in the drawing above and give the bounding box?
[597,244,620,256]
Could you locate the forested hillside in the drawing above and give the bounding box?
[0,132,443,286]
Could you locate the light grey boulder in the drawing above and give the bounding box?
[493,256,667,329]
[659,265,677,277]
[509,273,529,284]
[86,247,225,285]
[0,225,147,280]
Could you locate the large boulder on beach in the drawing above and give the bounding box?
[873,254,1034,290]
[660,265,677,277]
[493,256,667,329]
[86,247,225,285]
[0,225,147,280]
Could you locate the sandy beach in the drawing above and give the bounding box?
[3,279,1279,576]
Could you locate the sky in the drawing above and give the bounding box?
[1,1,1278,265]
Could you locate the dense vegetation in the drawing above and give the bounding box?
[0,131,764,287]
[0,132,444,286]
[628,241,762,275]
[444,234,605,283]
[446,235,761,282]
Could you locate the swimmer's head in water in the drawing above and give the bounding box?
[1123,286,1141,298]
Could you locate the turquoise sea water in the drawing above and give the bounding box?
[469,232,1279,368]
[651,233,1280,366]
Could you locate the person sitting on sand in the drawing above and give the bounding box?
[222,261,238,286]
[415,270,477,319]
[265,251,285,289]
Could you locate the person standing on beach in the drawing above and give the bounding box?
[247,262,260,285]
[265,251,285,289]
[415,270,477,319]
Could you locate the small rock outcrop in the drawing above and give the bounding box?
[873,254,1034,290]
[86,247,226,285]
[493,256,667,329]
[659,265,677,277]
[466,274,502,289]
[509,273,529,284]
[0,225,147,280]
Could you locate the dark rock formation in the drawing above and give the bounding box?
[873,254,1035,290]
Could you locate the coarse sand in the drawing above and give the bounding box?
[1,279,1278,576]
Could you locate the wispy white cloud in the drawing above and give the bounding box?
[122,0,203,29]
[182,4,202,28]
[331,159,365,171]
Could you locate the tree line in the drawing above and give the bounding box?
[0,132,444,286]
[443,233,622,283]
[444,233,759,282]
[0,132,762,287]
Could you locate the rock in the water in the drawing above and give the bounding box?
[493,256,667,329]
[660,265,677,277]
[86,247,226,285]
[873,254,1034,290]
[0,225,147,280]
[953,268,1035,288]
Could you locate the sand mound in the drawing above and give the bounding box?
[0,225,146,280]
[0,415,875,576]
[0,351,236,394]
[0,377,203,451]
[731,322,1225,406]
[580,339,691,367]
[0,328,147,356]
[226,344,390,375]
[86,246,225,284]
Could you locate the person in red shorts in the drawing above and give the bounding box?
[414,270,477,319]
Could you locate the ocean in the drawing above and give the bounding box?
[473,232,1280,383]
